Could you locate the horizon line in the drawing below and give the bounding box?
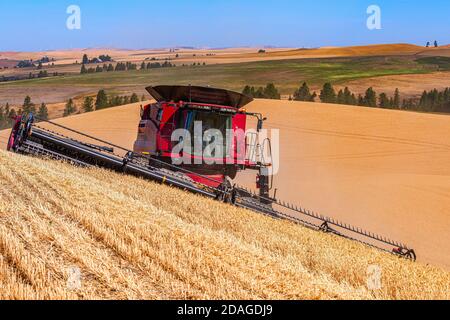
[1,41,444,54]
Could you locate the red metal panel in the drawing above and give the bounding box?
[157,103,179,153]
[231,113,247,165]
[134,100,253,188]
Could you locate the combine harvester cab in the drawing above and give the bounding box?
[6,85,416,261]
[134,85,274,200]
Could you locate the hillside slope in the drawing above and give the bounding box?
[207,44,425,61]
[0,150,449,299]
[2,98,450,270]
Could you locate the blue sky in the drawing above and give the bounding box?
[0,0,448,51]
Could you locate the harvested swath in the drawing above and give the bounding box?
[0,150,449,299]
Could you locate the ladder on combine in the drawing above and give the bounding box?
[7,113,417,261]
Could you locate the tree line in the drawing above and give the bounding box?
[288,82,401,109]
[16,56,55,69]
[81,54,113,65]
[0,97,49,129]
[140,61,176,70]
[91,90,142,112]
[1,71,62,83]
[0,91,145,129]
[242,84,281,99]
[63,90,143,117]
[180,62,207,67]
[81,61,175,74]
[242,82,450,113]
[0,103,17,129]
[425,41,439,48]
[414,88,450,113]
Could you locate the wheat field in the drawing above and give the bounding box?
[0,150,449,300]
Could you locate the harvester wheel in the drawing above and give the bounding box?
[403,249,417,261]
[7,115,23,151]
[319,222,331,233]
[7,130,15,151]
[12,113,34,151]
[393,248,417,261]
[216,177,233,203]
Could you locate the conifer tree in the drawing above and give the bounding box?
[293,82,316,101]
[82,96,94,112]
[263,83,281,99]
[82,54,89,64]
[22,96,36,114]
[364,87,377,107]
[95,90,109,110]
[37,102,48,120]
[63,99,77,117]
[393,88,400,109]
[378,92,390,108]
[319,83,336,103]
[130,93,139,103]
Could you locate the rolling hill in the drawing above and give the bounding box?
[208,43,426,61]
[0,43,430,68]
[3,43,450,111]
[1,98,450,270]
[0,149,449,299]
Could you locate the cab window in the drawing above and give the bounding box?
[186,110,232,157]
[156,108,163,121]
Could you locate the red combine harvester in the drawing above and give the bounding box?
[6,85,416,260]
[133,85,273,199]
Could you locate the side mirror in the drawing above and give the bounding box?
[257,118,266,132]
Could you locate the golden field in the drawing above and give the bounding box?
[0,150,450,299]
[0,44,435,68]
[1,97,450,299]
[2,44,448,79]
[1,97,450,270]
[2,43,450,118]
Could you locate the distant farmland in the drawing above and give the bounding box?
[0,55,444,105]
